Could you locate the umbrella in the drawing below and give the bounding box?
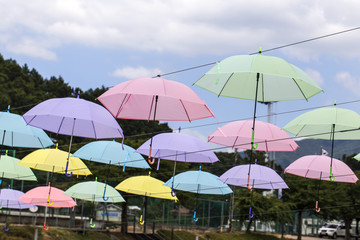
[136,132,219,196]
[73,140,150,171]
[285,154,358,212]
[0,187,35,231]
[115,172,178,231]
[19,183,76,230]
[22,94,124,177]
[97,77,216,122]
[164,167,232,222]
[65,179,125,203]
[219,162,288,219]
[194,53,322,189]
[0,154,37,181]
[18,146,92,176]
[208,120,298,152]
[283,102,360,180]
[285,155,358,183]
[0,106,53,149]
[65,178,125,228]
[353,153,360,161]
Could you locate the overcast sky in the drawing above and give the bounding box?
[1,0,360,150]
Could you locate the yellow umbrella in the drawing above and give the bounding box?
[115,173,177,201]
[18,145,92,176]
[115,172,177,231]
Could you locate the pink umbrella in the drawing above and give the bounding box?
[284,155,358,183]
[208,120,298,152]
[19,183,76,231]
[284,154,358,212]
[97,77,216,122]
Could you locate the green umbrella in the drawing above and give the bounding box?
[0,154,37,181]
[194,53,323,188]
[283,102,360,180]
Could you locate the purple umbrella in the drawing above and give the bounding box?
[23,94,124,177]
[219,162,288,219]
[136,132,219,196]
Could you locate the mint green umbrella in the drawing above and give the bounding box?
[194,53,323,188]
[283,102,360,180]
[0,155,37,181]
[64,179,125,203]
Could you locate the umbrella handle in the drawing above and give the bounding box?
[4,223,9,231]
[43,221,49,231]
[148,157,155,165]
[140,215,144,225]
[90,218,96,228]
[246,176,253,190]
[329,167,335,182]
[249,207,254,219]
[0,205,3,210]
[102,188,109,201]
[251,130,258,150]
[193,211,198,222]
[47,194,54,206]
[315,201,321,213]
[171,187,177,197]
[65,161,73,177]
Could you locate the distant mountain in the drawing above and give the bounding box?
[274,138,360,168]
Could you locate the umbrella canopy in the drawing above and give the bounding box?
[353,153,360,161]
[18,148,92,176]
[285,155,358,183]
[97,77,216,122]
[193,54,323,102]
[164,169,232,195]
[0,110,53,148]
[73,140,150,170]
[22,97,124,139]
[209,120,298,152]
[0,155,37,181]
[115,174,178,201]
[136,132,219,163]
[219,164,288,190]
[0,188,35,209]
[19,184,76,208]
[283,104,360,140]
[65,180,125,203]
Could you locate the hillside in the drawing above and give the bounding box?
[275,138,360,168]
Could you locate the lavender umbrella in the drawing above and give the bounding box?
[23,94,124,177]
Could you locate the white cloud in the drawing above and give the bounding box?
[305,68,324,86]
[2,0,360,61]
[110,66,161,79]
[335,71,360,95]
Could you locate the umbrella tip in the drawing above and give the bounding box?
[77,90,80,99]
[7,105,10,113]
[258,47,262,55]
[95,177,97,182]
[148,171,151,176]
[199,165,201,171]
[334,100,336,107]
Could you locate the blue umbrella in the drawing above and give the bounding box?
[164,167,232,223]
[0,106,53,148]
[73,140,150,170]
[164,168,232,195]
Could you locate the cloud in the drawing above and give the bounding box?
[305,68,324,86]
[2,0,360,61]
[110,66,161,79]
[335,71,360,95]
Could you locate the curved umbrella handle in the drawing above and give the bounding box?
[43,221,49,231]
[102,187,109,201]
[65,161,73,177]
[140,215,144,225]
[249,207,254,219]
[47,194,54,206]
[251,130,258,150]
[148,157,155,165]
[171,185,176,197]
[90,218,96,228]
[193,211,198,222]
[4,223,9,231]
[329,166,335,182]
[315,201,321,213]
[0,205,3,210]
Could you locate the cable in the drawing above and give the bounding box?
[152,26,360,78]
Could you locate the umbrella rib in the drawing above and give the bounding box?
[148,96,155,121]
[116,93,129,118]
[217,73,234,97]
[91,121,97,139]
[291,78,308,101]
[179,99,191,122]
[57,117,65,134]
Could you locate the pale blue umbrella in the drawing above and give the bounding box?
[73,140,150,171]
[164,167,232,222]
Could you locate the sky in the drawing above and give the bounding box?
[1,0,360,151]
